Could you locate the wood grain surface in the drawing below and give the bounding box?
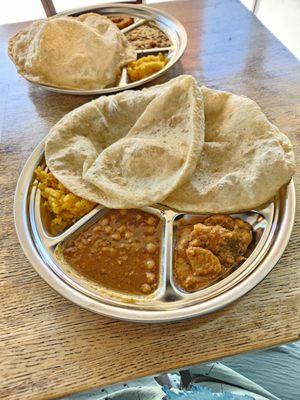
[1,1,300,399]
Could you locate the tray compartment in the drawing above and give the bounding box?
[170,210,271,296]
[46,206,168,305]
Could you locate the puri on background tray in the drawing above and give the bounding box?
[8,5,187,94]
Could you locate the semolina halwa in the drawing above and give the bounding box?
[127,53,168,82]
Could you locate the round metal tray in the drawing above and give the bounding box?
[14,139,296,322]
[34,4,187,95]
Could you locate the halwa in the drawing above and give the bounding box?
[174,215,253,292]
[35,167,95,235]
[127,53,168,82]
[62,209,162,295]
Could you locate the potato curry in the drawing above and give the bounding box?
[174,215,253,292]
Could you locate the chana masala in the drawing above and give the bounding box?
[62,209,162,295]
[174,215,253,292]
[125,23,171,50]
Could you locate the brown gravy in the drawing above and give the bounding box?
[62,209,162,295]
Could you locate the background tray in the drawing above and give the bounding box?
[36,3,187,95]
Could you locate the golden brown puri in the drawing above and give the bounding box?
[46,75,205,209]
[164,85,295,213]
[8,13,136,90]
[45,75,294,212]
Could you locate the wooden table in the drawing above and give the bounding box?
[1,0,300,399]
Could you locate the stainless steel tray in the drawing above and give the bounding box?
[36,4,187,95]
[14,139,296,322]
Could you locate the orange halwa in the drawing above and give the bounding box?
[127,54,168,82]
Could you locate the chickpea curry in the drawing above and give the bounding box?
[62,209,162,295]
[174,215,253,292]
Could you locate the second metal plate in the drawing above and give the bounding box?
[36,4,187,95]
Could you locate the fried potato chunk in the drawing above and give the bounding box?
[186,247,222,276]
[174,215,253,292]
[108,15,134,30]
[190,221,252,267]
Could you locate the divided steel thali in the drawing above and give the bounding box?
[11,5,296,323]
[14,133,296,323]
[9,4,187,95]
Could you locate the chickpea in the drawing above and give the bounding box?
[118,225,126,233]
[100,218,109,226]
[146,272,156,283]
[146,216,156,226]
[145,226,155,235]
[104,226,112,233]
[141,283,151,294]
[146,242,157,253]
[145,259,156,270]
[125,231,133,239]
[112,232,121,241]
[93,225,102,233]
